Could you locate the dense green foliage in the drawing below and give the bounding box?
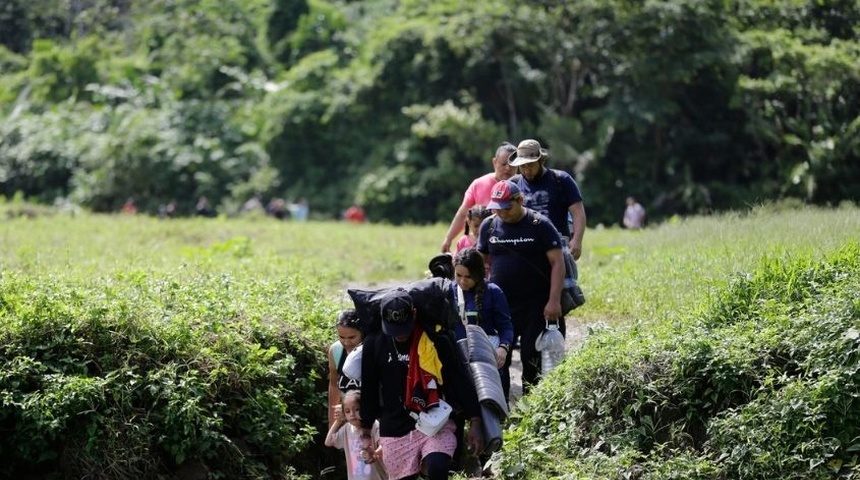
[499,242,860,478]
[0,205,446,479]
[2,202,859,479]
[0,272,327,478]
[1,0,858,225]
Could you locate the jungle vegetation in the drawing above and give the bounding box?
[1,0,858,225]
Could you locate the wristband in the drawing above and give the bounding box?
[498,344,510,352]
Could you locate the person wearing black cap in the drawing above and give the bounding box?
[358,288,483,480]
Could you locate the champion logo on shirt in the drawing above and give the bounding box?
[489,235,535,245]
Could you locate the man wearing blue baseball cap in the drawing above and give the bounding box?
[477,180,565,395]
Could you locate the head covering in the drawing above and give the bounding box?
[509,139,548,167]
[428,253,454,280]
[486,180,521,210]
[379,288,415,336]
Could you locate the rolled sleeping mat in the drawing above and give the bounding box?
[480,403,504,454]
[457,338,470,363]
[463,325,509,417]
[470,362,509,418]
[465,325,497,365]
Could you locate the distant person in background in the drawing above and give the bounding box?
[195,196,216,217]
[344,204,366,223]
[159,200,177,219]
[290,198,309,221]
[440,142,517,253]
[266,198,288,220]
[121,198,137,215]
[623,196,646,229]
[455,205,490,254]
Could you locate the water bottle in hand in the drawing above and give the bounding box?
[537,321,566,375]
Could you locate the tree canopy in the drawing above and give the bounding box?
[1,0,858,224]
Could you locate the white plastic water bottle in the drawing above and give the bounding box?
[538,321,566,375]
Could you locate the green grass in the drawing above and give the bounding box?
[577,204,860,325]
[0,212,445,285]
[1,203,859,479]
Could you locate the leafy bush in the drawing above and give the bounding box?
[497,242,860,479]
[0,271,333,479]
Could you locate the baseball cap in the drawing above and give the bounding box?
[379,288,415,337]
[486,180,521,210]
[509,139,548,167]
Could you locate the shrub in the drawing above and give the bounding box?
[0,271,332,479]
[497,242,860,479]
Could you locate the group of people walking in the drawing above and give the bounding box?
[326,139,588,480]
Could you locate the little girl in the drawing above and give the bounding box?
[455,205,491,253]
[325,390,386,480]
[328,309,364,429]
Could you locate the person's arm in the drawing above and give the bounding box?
[442,201,470,253]
[371,421,383,462]
[568,201,586,260]
[327,344,341,429]
[544,247,565,322]
[324,418,345,448]
[358,335,381,463]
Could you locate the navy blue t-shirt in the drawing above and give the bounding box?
[515,168,583,237]
[476,210,562,303]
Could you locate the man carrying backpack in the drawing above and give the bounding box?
[359,288,483,480]
[509,139,586,261]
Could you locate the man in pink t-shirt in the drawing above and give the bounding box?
[440,142,516,252]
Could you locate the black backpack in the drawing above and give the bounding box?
[347,277,458,337]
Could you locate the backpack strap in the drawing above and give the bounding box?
[456,284,467,326]
[488,213,499,236]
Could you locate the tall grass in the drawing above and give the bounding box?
[1,203,858,479]
[577,204,860,324]
[0,212,445,285]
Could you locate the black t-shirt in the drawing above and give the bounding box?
[360,329,481,437]
[477,209,562,303]
[514,169,583,237]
